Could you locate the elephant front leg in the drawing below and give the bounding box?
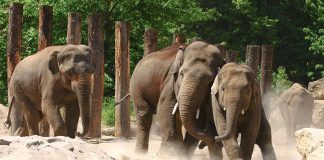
[42,100,67,136]
[65,102,80,138]
[39,118,50,137]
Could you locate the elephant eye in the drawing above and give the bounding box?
[221,86,225,92]
[179,71,184,78]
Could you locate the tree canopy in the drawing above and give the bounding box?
[0,0,322,104]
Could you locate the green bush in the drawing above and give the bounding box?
[272,66,293,95]
[101,96,135,127]
[102,97,115,126]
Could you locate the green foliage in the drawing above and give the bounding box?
[102,97,115,126]
[272,66,293,95]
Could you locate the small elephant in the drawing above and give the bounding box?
[130,41,225,155]
[278,83,314,142]
[7,45,94,138]
[210,63,276,160]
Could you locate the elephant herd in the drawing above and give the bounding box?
[5,41,315,160]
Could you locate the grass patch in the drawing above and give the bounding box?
[101,96,135,127]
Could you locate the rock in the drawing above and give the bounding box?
[0,136,113,160]
[312,100,324,129]
[295,128,324,160]
[308,78,324,100]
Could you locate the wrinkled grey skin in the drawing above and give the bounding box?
[278,83,314,143]
[8,45,94,138]
[130,41,225,155]
[210,63,276,160]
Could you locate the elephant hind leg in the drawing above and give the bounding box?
[9,102,28,136]
[14,92,41,135]
[135,103,153,153]
[39,118,50,137]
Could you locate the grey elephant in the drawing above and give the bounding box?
[130,41,225,155]
[6,45,94,138]
[278,83,314,142]
[209,63,276,160]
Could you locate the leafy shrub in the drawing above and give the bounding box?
[272,66,293,95]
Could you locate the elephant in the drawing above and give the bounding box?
[208,63,276,160]
[130,41,225,155]
[6,45,94,138]
[277,83,314,143]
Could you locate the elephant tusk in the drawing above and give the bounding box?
[223,107,226,111]
[241,110,245,115]
[172,102,178,115]
[196,109,200,119]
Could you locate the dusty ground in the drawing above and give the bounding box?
[1,101,323,159]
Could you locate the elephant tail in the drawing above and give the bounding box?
[4,96,14,129]
[114,93,130,106]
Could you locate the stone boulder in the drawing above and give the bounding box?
[0,136,113,160]
[312,100,324,129]
[295,128,324,160]
[308,78,324,100]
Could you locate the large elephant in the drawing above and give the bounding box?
[209,63,276,160]
[130,41,225,154]
[6,45,94,138]
[278,83,314,142]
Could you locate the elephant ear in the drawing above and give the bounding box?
[48,51,60,75]
[249,79,262,110]
[169,46,185,74]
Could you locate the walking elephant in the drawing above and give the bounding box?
[278,83,314,142]
[130,41,225,155]
[208,63,276,160]
[6,45,94,138]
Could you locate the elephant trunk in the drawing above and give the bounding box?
[178,79,214,145]
[214,97,240,142]
[72,74,91,136]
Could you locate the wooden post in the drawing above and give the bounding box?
[172,33,185,45]
[115,21,131,138]
[88,13,104,138]
[38,5,53,51]
[7,3,23,91]
[226,50,238,63]
[245,45,260,75]
[66,12,81,45]
[260,45,273,96]
[215,44,226,59]
[143,28,158,57]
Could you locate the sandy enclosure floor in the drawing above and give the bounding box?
[0,102,318,159]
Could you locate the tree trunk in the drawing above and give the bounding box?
[7,3,23,94]
[245,45,260,75]
[66,12,81,45]
[38,5,52,51]
[88,13,104,138]
[226,50,238,63]
[143,28,158,57]
[115,21,131,138]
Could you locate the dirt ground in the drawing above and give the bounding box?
[1,102,322,159]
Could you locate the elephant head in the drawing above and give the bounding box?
[49,45,95,136]
[170,41,225,145]
[211,63,260,141]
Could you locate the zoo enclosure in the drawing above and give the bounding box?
[6,2,273,139]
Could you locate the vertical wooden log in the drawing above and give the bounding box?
[88,14,104,138]
[245,45,261,75]
[7,3,23,91]
[260,45,273,96]
[143,28,158,57]
[115,21,131,138]
[215,44,226,59]
[66,12,81,45]
[226,50,238,63]
[38,5,53,51]
[172,33,185,45]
